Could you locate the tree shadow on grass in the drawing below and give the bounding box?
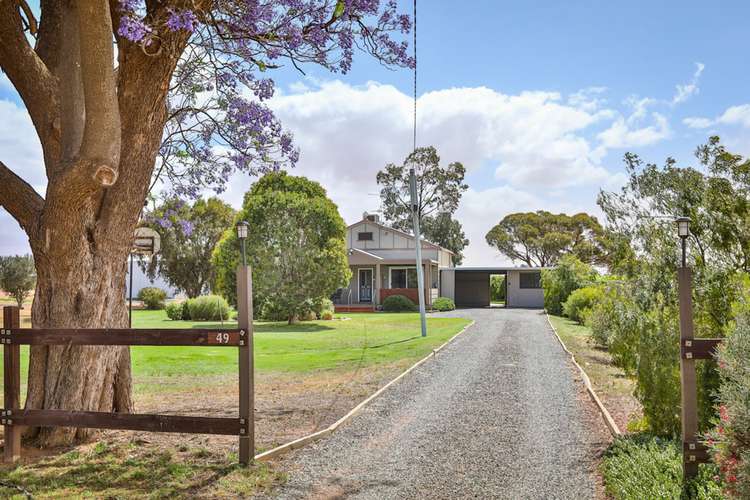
[0,440,282,498]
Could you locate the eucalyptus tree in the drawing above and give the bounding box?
[485,211,605,267]
[0,0,413,446]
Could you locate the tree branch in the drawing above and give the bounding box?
[76,0,121,186]
[0,1,61,167]
[0,160,44,234]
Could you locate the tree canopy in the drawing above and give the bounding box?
[140,197,235,298]
[485,211,605,267]
[421,212,469,265]
[213,172,350,323]
[0,255,36,308]
[0,0,413,446]
[377,146,469,260]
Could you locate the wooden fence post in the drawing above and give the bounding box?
[3,306,21,462]
[679,267,699,479]
[237,266,254,465]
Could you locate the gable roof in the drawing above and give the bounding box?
[347,218,455,255]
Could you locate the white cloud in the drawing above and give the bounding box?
[717,104,750,128]
[683,116,714,129]
[597,111,671,148]
[672,62,705,105]
[682,104,750,131]
[567,87,608,112]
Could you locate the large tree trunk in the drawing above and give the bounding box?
[0,1,192,447]
[26,243,133,446]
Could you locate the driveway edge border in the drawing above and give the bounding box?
[545,313,621,436]
[255,318,477,462]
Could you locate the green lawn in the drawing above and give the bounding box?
[4,311,470,386]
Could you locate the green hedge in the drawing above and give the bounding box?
[382,294,416,312]
[185,295,230,321]
[138,287,166,310]
[432,297,455,312]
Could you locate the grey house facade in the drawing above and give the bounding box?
[334,213,545,311]
[333,214,454,311]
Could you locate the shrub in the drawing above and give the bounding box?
[490,275,505,302]
[259,299,289,322]
[541,255,597,315]
[165,302,184,320]
[312,297,335,320]
[185,295,230,321]
[433,297,455,312]
[602,435,722,500]
[708,309,750,498]
[585,285,622,347]
[138,287,166,310]
[382,294,416,312]
[562,285,604,324]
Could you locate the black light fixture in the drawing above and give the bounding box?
[676,216,690,267]
[236,221,249,266]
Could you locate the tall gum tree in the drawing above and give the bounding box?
[0,0,413,446]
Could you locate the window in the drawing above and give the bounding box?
[431,265,439,289]
[390,267,418,288]
[358,232,373,241]
[519,271,542,289]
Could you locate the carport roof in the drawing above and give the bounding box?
[452,266,546,273]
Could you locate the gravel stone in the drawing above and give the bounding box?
[265,308,610,499]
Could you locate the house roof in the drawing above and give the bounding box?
[348,248,384,260]
[347,218,455,255]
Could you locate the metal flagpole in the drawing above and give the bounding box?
[410,169,427,337]
[410,0,426,337]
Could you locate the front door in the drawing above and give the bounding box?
[359,269,373,303]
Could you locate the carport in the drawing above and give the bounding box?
[440,267,545,308]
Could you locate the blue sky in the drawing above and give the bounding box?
[1,1,749,265]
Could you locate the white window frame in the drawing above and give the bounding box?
[357,267,374,303]
[388,266,419,289]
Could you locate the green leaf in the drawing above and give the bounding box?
[334,0,346,18]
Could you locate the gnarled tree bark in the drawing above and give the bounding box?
[0,0,192,446]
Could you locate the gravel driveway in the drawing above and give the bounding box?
[266,308,610,499]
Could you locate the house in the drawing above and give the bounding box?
[334,213,546,312]
[333,213,454,312]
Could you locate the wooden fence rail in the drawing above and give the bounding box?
[2,265,255,465]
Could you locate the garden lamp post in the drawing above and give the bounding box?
[235,219,254,464]
[237,221,249,266]
[676,215,698,479]
[677,216,690,268]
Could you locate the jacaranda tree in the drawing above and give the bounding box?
[0,0,413,446]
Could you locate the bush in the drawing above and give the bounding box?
[165,302,184,320]
[138,287,166,310]
[562,285,604,324]
[185,295,230,321]
[259,299,289,322]
[312,297,335,320]
[490,275,505,302]
[541,255,597,315]
[602,435,722,500]
[708,309,750,498]
[382,294,416,312]
[433,297,455,312]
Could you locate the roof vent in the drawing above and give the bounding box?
[363,212,380,223]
